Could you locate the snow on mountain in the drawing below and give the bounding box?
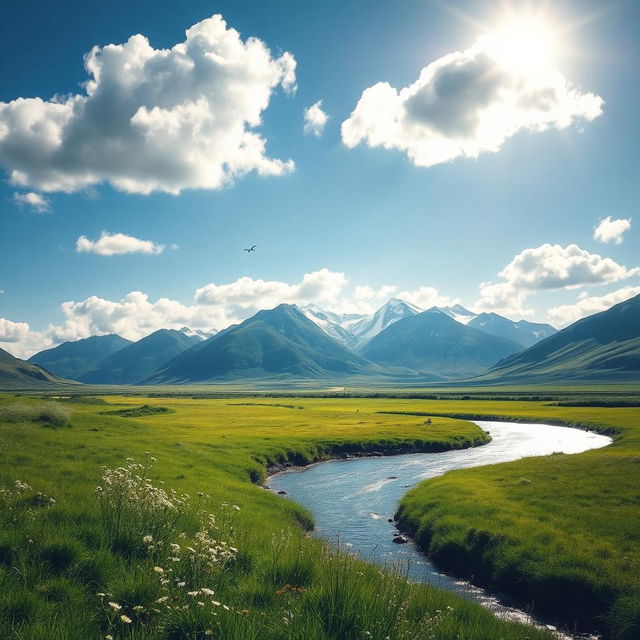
[298,304,365,347]
[435,305,477,325]
[178,327,217,341]
[300,299,424,347]
[350,298,424,345]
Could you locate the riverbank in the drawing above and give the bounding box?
[391,406,640,639]
[0,394,555,640]
[264,428,491,476]
[268,421,610,638]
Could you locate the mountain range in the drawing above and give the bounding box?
[484,293,640,382]
[29,334,132,379]
[360,308,523,378]
[302,299,556,350]
[78,329,203,384]
[2,293,638,387]
[146,304,374,383]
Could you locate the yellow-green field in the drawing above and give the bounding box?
[0,393,638,639]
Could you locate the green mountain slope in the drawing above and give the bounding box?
[28,334,132,380]
[467,312,556,348]
[79,329,201,385]
[361,309,523,378]
[0,347,70,389]
[486,293,640,381]
[147,304,375,383]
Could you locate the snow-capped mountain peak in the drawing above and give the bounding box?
[435,305,477,325]
[178,327,217,341]
[350,298,424,343]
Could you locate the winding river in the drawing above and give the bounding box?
[269,421,612,637]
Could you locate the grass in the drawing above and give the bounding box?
[0,400,71,427]
[99,404,174,417]
[388,398,640,639]
[0,393,559,640]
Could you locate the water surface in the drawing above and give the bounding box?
[269,421,611,635]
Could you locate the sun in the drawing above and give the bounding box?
[480,18,558,73]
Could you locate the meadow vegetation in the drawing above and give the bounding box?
[0,393,557,640]
[389,399,640,638]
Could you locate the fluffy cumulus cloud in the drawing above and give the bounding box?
[498,244,638,290]
[341,32,603,167]
[0,15,296,196]
[303,100,328,136]
[46,292,227,344]
[593,216,632,245]
[548,286,640,327]
[0,321,51,359]
[396,286,459,310]
[13,192,51,213]
[475,243,639,318]
[195,269,347,315]
[0,318,31,343]
[76,231,165,256]
[475,281,532,318]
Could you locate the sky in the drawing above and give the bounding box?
[0,0,639,357]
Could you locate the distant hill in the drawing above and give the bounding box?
[29,334,132,380]
[79,329,202,384]
[147,304,375,383]
[486,293,640,382]
[0,347,69,389]
[467,313,556,349]
[361,308,523,378]
[351,298,423,345]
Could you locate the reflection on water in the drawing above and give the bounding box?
[269,421,611,638]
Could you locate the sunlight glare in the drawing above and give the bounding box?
[481,19,557,74]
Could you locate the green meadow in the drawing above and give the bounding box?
[0,392,638,639]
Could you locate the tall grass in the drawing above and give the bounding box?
[0,450,555,640]
[0,401,71,427]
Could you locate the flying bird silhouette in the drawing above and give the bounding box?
[244,245,257,252]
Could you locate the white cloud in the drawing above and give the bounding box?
[0,318,31,343]
[195,269,347,315]
[475,281,532,319]
[0,321,52,359]
[498,243,638,290]
[396,285,459,310]
[303,100,328,136]
[76,231,165,256]
[547,286,640,327]
[593,216,631,245]
[341,32,603,167]
[13,192,51,213]
[475,243,639,319]
[0,15,296,195]
[46,292,227,344]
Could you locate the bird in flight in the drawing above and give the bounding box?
[244,245,257,253]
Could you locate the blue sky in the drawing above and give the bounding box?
[0,0,638,356]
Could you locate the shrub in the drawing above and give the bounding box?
[0,401,71,428]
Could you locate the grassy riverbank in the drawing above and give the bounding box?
[392,401,640,639]
[0,393,556,640]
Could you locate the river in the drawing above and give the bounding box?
[269,420,611,637]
